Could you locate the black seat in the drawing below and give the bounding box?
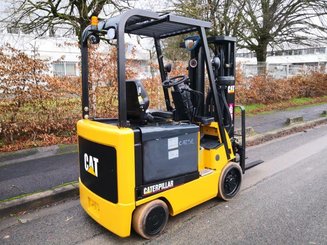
[126,80,174,124]
[126,80,149,124]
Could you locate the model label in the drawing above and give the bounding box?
[168,137,178,149]
[168,149,179,160]
[84,153,99,177]
[143,180,174,195]
[179,138,194,146]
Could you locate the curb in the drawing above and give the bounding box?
[285,116,304,125]
[0,183,79,218]
[0,144,77,167]
[1,117,327,218]
[235,127,256,137]
[247,117,327,146]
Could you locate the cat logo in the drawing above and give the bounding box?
[84,153,99,177]
[227,85,235,94]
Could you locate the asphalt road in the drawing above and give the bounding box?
[0,153,78,200]
[1,124,327,244]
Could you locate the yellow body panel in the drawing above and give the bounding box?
[201,122,234,169]
[79,179,134,237]
[203,144,229,170]
[78,119,235,237]
[136,170,221,215]
[77,119,135,204]
[78,119,136,237]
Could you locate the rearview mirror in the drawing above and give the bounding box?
[106,28,116,40]
[164,63,172,73]
[185,40,195,50]
[87,34,100,46]
[184,36,201,51]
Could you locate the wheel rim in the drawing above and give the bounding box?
[145,206,167,236]
[223,168,241,197]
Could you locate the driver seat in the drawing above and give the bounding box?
[126,80,149,124]
[126,80,173,124]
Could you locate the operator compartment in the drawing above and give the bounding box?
[139,124,199,184]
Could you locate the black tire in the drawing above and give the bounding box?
[218,162,243,201]
[132,199,169,239]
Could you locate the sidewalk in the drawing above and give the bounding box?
[0,103,326,216]
[238,103,327,133]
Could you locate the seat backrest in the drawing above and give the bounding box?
[126,80,149,123]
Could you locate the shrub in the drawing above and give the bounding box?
[236,70,327,104]
[1,44,326,151]
[0,44,164,151]
[0,45,80,149]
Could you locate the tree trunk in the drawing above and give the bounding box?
[78,20,89,45]
[255,43,268,75]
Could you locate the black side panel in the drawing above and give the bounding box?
[134,129,143,187]
[79,136,118,203]
[140,124,198,141]
[140,124,199,184]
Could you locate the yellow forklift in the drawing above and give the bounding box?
[78,9,247,239]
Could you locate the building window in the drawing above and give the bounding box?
[293,49,303,55]
[316,47,326,54]
[21,28,33,35]
[53,62,77,76]
[283,50,292,55]
[305,48,315,55]
[7,27,19,34]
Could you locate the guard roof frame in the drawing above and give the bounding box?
[80,9,229,157]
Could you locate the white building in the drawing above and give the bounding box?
[0,1,161,78]
[1,1,325,79]
[237,46,327,78]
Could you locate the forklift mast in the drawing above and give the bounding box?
[185,36,245,171]
[187,36,236,137]
[209,36,236,138]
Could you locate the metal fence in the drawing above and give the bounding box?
[241,63,327,79]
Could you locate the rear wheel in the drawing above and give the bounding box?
[132,199,169,239]
[218,162,242,201]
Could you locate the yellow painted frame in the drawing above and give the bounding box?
[78,119,235,237]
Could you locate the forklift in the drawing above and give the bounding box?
[78,9,246,239]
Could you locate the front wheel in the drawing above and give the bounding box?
[218,162,243,201]
[132,199,169,239]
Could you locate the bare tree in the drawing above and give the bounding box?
[164,0,245,61]
[173,0,246,37]
[4,0,133,44]
[238,0,327,64]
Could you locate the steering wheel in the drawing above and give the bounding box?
[162,75,188,88]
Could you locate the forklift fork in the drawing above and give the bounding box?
[235,105,246,173]
[235,105,264,172]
